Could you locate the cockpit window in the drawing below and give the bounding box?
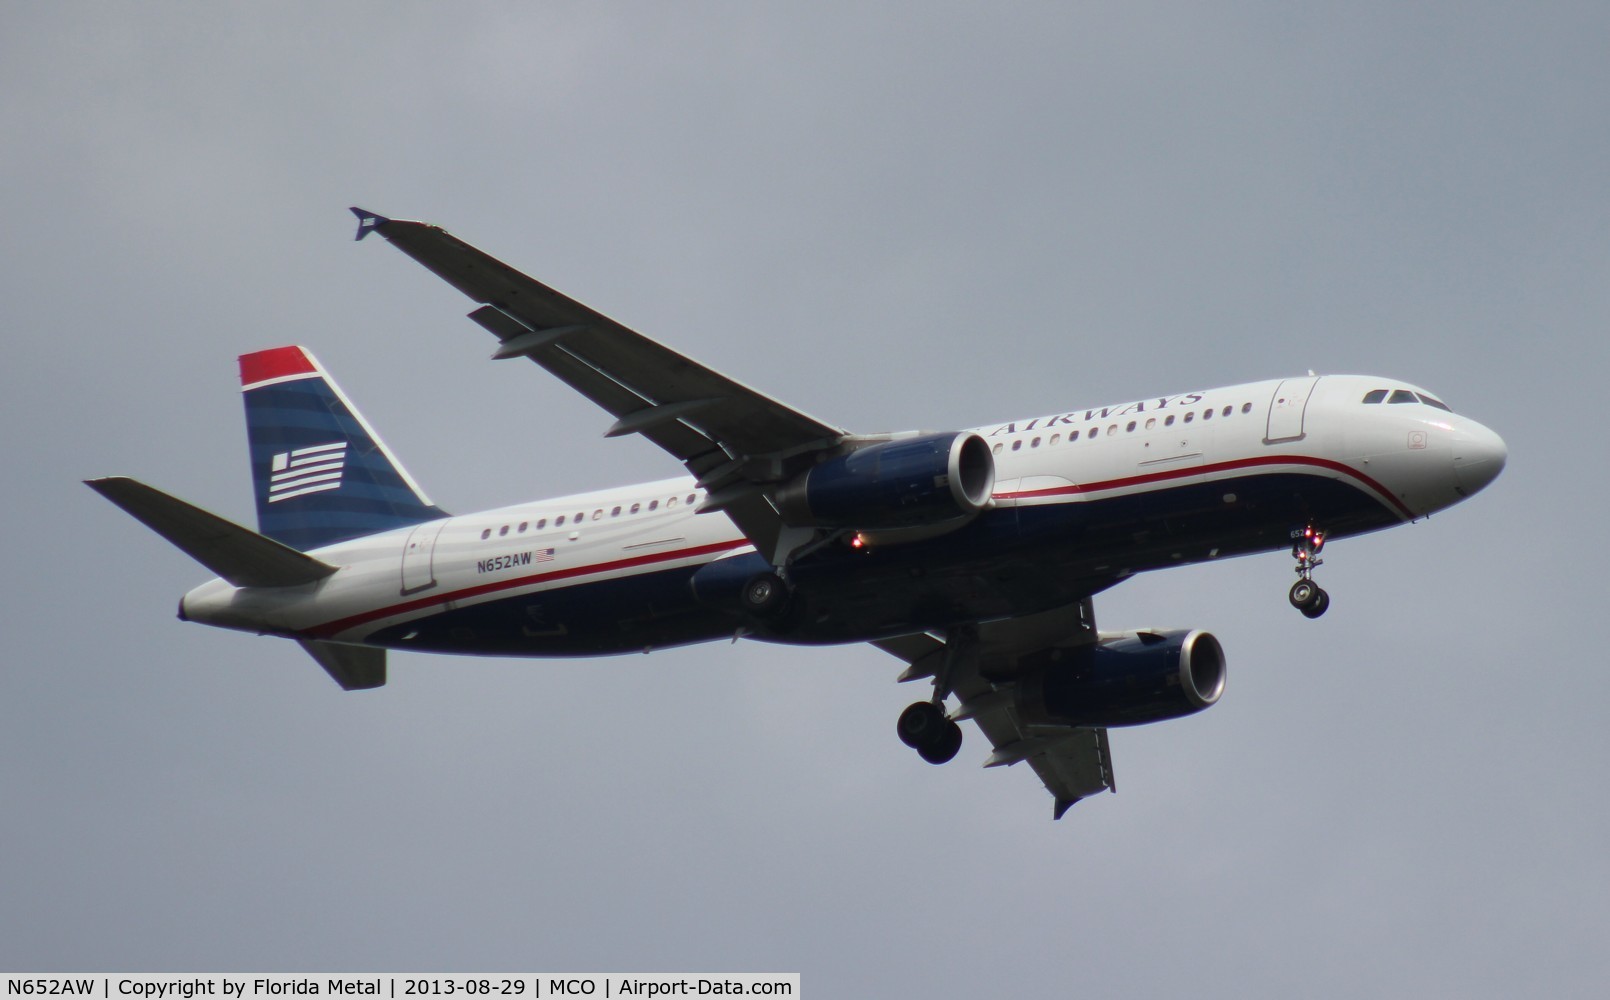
[1364,386,1454,411]
[1419,394,1452,412]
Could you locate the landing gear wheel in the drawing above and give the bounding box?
[1300,588,1330,619]
[1289,579,1321,611]
[919,720,963,765]
[897,701,946,748]
[897,702,964,764]
[740,572,788,617]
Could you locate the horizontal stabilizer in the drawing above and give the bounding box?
[85,477,337,588]
[298,639,386,690]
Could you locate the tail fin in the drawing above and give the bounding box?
[240,346,448,551]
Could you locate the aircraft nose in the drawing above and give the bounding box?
[1452,420,1507,495]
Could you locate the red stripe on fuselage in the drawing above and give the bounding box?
[995,454,1415,520]
[308,456,1406,641]
[307,537,752,640]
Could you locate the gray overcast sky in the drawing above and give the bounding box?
[3,2,1606,995]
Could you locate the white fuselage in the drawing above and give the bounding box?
[179,373,1505,654]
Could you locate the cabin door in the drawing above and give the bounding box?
[1265,377,1319,443]
[400,518,449,595]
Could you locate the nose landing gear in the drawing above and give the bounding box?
[1289,526,1330,618]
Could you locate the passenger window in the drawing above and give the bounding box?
[1362,389,1388,404]
[1107,424,1118,436]
[592,509,603,521]
[1070,429,1080,441]
[1241,402,1252,414]
[555,515,566,527]
[1202,409,1213,420]
[1165,415,1175,426]
[1089,427,1099,438]
[687,494,697,505]
[537,518,547,529]
[1126,421,1136,433]
[480,528,491,540]
[611,506,621,517]
[518,521,528,533]
[1222,405,1232,417]
[649,500,659,511]
[1389,389,1417,404]
[668,497,678,508]
[1145,418,1156,430]
[575,512,584,523]
[1012,440,1022,451]
[1030,437,1041,448]
[630,503,640,515]
[1050,433,1061,446]
[1184,412,1194,423]
[499,525,510,536]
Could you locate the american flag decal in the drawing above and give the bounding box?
[268,441,348,503]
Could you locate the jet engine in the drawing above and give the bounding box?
[1015,629,1226,728]
[774,431,995,531]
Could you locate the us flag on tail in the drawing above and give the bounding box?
[267,441,349,503]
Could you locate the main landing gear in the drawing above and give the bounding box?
[1288,525,1330,619]
[897,700,963,764]
[739,571,789,618]
[896,626,973,765]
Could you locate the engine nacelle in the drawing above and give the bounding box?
[775,431,995,530]
[1015,629,1226,728]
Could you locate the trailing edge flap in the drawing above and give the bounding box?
[85,477,337,589]
[871,600,1113,820]
[298,640,387,690]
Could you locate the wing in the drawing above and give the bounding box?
[873,600,1116,820]
[352,209,847,559]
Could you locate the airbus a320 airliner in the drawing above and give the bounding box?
[89,209,1507,818]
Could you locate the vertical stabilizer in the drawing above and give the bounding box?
[241,346,448,551]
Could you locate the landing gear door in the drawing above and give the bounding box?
[401,518,449,595]
[1265,377,1319,444]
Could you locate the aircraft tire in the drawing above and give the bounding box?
[917,719,964,765]
[740,572,789,617]
[1300,588,1330,619]
[1289,579,1320,610]
[897,700,945,749]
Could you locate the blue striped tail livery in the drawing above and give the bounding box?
[240,346,448,551]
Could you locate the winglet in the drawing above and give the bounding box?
[349,207,389,241]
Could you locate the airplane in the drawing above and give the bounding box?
[87,208,1508,819]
